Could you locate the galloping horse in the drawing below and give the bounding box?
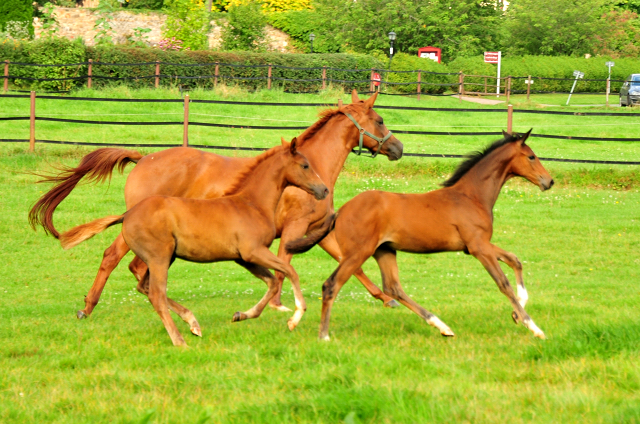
[29,91,404,326]
[287,131,554,340]
[60,139,328,346]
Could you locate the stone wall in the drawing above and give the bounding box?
[33,6,291,52]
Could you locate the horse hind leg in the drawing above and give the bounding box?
[319,232,399,308]
[373,247,454,337]
[231,260,280,322]
[132,257,202,337]
[78,233,130,319]
[494,246,528,308]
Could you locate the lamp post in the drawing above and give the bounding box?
[388,31,396,64]
[309,33,315,54]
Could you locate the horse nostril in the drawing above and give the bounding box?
[550,179,555,187]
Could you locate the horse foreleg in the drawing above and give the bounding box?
[134,264,202,338]
[319,232,399,308]
[231,260,280,322]
[373,247,454,337]
[493,246,527,308]
[78,233,130,319]
[469,243,545,339]
[242,246,306,331]
[145,261,187,347]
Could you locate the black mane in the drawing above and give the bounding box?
[441,132,525,187]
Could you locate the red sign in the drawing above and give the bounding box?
[372,72,381,87]
[417,46,441,63]
[484,51,500,63]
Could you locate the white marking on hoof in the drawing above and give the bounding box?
[523,319,545,339]
[269,304,293,312]
[191,327,202,337]
[427,316,454,336]
[517,287,529,308]
[287,319,297,331]
[319,334,331,341]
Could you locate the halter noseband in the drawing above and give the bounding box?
[343,112,393,158]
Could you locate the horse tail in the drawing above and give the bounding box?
[28,148,143,239]
[285,213,337,255]
[59,215,125,251]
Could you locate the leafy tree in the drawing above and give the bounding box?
[163,0,210,50]
[593,9,640,57]
[0,0,34,37]
[221,1,267,51]
[312,0,504,61]
[502,0,610,56]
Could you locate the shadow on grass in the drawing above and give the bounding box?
[528,321,640,361]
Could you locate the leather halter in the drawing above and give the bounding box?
[343,112,394,158]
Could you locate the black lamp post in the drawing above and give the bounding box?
[309,33,315,53]
[388,31,396,63]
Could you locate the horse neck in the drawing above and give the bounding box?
[297,113,360,189]
[236,155,288,219]
[455,147,515,213]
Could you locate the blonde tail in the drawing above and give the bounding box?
[59,215,124,250]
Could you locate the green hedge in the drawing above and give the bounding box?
[449,55,640,93]
[385,52,453,95]
[0,41,385,92]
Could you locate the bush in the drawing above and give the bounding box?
[448,55,640,93]
[267,9,341,53]
[221,2,266,51]
[385,52,452,94]
[0,0,34,37]
[163,0,209,50]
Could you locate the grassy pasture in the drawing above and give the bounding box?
[1,88,639,423]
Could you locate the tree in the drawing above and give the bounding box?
[0,0,34,37]
[502,0,610,56]
[163,0,210,50]
[221,1,267,51]
[312,0,505,61]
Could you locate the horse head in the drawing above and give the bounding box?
[507,129,554,191]
[341,90,403,161]
[282,137,329,200]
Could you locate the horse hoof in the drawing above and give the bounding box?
[534,331,546,340]
[77,310,87,320]
[511,311,519,324]
[191,327,202,337]
[319,334,331,342]
[287,319,297,331]
[384,299,400,308]
[441,329,455,337]
[269,303,292,313]
[232,312,246,322]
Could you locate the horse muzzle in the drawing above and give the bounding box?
[312,185,330,200]
[539,177,554,191]
[381,138,403,161]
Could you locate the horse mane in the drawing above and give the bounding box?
[296,108,342,144]
[223,144,288,196]
[441,133,524,187]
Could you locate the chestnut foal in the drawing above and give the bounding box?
[288,131,554,341]
[60,139,328,346]
[30,90,403,323]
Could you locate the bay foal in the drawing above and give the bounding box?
[289,131,554,340]
[60,139,328,346]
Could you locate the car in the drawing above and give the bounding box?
[619,74,640,107]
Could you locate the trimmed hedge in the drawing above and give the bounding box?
[449,55,640,93]
[385,53,452,94]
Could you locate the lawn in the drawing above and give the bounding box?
[0,88,639,423]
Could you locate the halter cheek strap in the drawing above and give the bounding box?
[344,112,394,158]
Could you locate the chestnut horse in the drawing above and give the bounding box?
[60,139,328,346]
[288,130,554,341]
[29,91,403,325]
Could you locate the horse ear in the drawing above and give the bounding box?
[502,129,510,138]
[519,128,533,144]
[364,91,378,109]
[290,137,298,154]
[351,89,360,104]
[281,137,288,147]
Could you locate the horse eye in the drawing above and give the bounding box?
[378,119,384,125]
[302,164,309,169]
[528,155,535,160]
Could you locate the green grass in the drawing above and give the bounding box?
[1,89,640,423]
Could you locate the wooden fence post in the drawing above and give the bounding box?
[507,104,513,134]
[458,71,463,104]
[370,68,374,93]
[267,64,272,90]
[322,66,327,91]
[4,61,9,92]
[155,61,160,88]
[183,94,189,147]
[506,76,512,103]
[484,76,487,95]
[87,59,93,89]
[30,91,36,152]
[338,99,343,108]
[417,70,421,101]
[214,62,219,87]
